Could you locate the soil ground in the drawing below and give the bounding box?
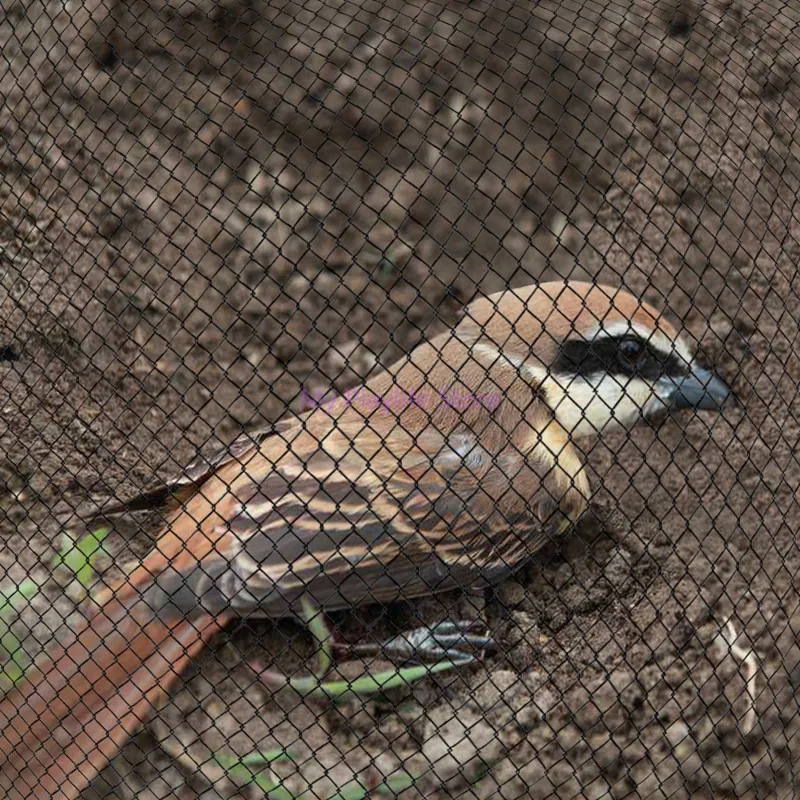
[1,0,800,797]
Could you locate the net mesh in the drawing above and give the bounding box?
[0,0,798,797]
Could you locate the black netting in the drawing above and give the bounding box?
[0,0,798,798]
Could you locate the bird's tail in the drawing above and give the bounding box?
[0,590,230,800]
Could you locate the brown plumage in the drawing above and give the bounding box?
[0,281,731,799]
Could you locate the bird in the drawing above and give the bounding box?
[0,281,731,800]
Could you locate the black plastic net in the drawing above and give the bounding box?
[0,0,799,798]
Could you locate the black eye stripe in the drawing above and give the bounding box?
[554,335,686,381]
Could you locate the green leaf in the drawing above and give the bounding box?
[0,632,27,687]
[381,771,420,795]
[214,755,297,800]
[0,578,39,691]
[0,578,39,619]
[55,527,109,590]
[0,527,109,694]
[300,597,332,679]
[238,750,295,768]
[288,659,460,700]
[215,750,421,800]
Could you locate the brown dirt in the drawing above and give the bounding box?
[1,0,800,797]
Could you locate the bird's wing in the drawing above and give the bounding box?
[137,421,577,619]
[87,420,294,519]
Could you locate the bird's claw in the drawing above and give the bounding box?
[351,619,496,665]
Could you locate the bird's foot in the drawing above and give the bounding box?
[337,619,497,666]
[250,619,494,696]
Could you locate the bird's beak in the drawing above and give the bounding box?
[657,365,733,411]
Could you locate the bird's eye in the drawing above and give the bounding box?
[618,337,645,368]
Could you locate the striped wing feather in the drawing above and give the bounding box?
[146,423,571,619]
[88,423,286,519]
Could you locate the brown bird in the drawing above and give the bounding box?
[0,281,731,800]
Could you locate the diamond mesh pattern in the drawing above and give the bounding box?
[0,0,799,798]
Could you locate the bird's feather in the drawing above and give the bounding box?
[137,406,585,621]
[84,424,287,520]
[0,593,230,800]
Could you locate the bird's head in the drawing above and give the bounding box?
[465,281,732,438]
